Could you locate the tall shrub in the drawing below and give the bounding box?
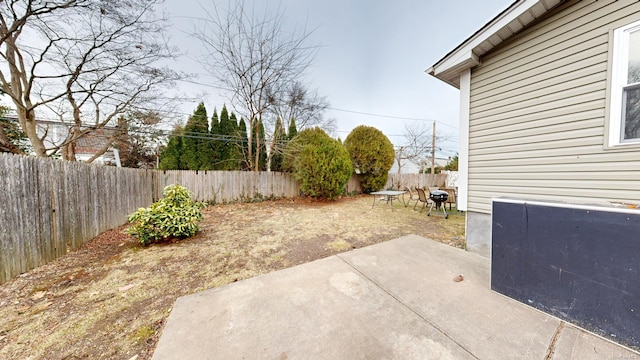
[344,125,394,193]
[286,127,352,199]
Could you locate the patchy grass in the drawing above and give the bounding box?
[0,195,465,359]
[326,239,354,251]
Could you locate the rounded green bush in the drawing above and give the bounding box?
[343,125,394,193]
[286,127,352,199]
[282,127,328,173]
[125,184,205,246]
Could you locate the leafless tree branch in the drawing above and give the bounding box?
[0,0,183,161]
[394,122,450,174]
[193,0,320,170]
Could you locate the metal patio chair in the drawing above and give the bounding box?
[415,188,430,213]
[403,186,420,209]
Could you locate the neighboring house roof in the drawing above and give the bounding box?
[426,0,565,88]
[74,127,117,156]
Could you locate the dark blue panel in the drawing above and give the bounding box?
[491,200,640,350]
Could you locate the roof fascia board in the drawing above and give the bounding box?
[428,51,479,78]
[428,0,541,77]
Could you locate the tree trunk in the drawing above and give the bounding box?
[16,106,47,157]
[62,141,76,161]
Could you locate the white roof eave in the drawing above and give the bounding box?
[427,0,564,88]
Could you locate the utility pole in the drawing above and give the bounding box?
[431,121,436,175]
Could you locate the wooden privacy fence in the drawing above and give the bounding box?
[0,152,452,284]
[153,170,300,203]
[345,173,449,194]
[0,155,302,284]
[0,153,153,284]
[386,173,449,190]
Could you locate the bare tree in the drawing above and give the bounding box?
[0,0,181,160]
[394,122,449,174]
[193,1,319,171]
[268,80,334,134]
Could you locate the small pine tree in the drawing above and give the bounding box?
[159,125,184,170]
[269,117,286,172]
[288,117,298,140]
[210,108,221,170]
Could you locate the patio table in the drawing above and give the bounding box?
[370,190,406,208]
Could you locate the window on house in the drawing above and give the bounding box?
[610,20,640,145]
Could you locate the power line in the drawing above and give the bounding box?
[173,78,459,130]
[328,107,458,130]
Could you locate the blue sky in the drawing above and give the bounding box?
[165,0,515,159]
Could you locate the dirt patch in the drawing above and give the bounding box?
[0,195,465,359]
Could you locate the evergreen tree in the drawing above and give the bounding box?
[258,121,267,171]
[227,112,242,170]
[210,108,221,169]
[344,125,395,192]
[443,154,459,171]
[238,118,250,170]
[288,117,298,140]
[218,105,234,170]
[181,102,211,170]
[286,127,352,199]
[159,125,184,170]
[269,117,286,172]
[200,121,215,171]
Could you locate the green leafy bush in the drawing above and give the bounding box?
[285,127,352,199]
[126,184,205,246]
[344,125,395,193]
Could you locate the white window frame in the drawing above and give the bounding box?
[609,20,640,146]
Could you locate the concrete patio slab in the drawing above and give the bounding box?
[152,235,640,360]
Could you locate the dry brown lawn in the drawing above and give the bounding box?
[0,195,464,359]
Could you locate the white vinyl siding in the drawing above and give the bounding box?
[467,0,640,214]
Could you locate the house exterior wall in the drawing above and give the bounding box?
[467,0,640,216]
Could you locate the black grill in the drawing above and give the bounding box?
[428,190,449,219]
